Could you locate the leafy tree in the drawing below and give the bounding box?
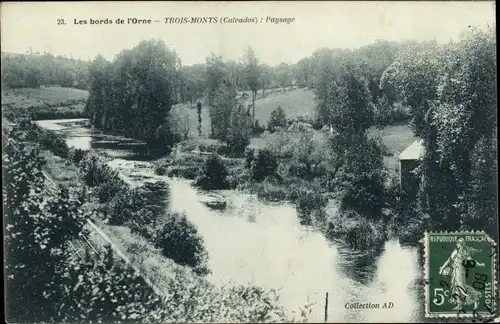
[86,40,180,148]
[268,105,287,133]
[226,102,253,154]
[195,154,229,190]
[251,149,278,182]
[259,63,273,96]
[275,63,292,92]
[380,41,443,137]
[242,47,260,123]
[416,27,496,235]
[314,53,373,137]
[197,102,203,136]
[153,212,210,276]
[294,57,312,88]
[4,127,87,322]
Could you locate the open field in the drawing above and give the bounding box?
[252,88,316,124]
[2,87,89,120]
[171,87,316,138]
[2,87,89,108]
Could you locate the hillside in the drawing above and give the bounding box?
[252,88,316,124]
[2,87,89,120]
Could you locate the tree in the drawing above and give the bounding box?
[251,149,278,182]
[86,40,180,146]
[416,27,496,235]
[294,57,312,88]
[210,81,237,141]
[226,101,253,154]
[205,54,232,137]
[268,106,287,133]
[242,47,260,123]
[275,63,292,92]
[380,41,443,137]
[197,102,203,136]
[171,107,191,140]
[195,154,229,190]
[259,63,273,96]
[314,54,373,138]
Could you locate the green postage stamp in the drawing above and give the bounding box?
[424,231,498,319]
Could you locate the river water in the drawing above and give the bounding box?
[37,118,424,323]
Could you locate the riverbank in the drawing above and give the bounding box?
[154,147,389,252]
[13,119,299,322]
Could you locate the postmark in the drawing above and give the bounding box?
[424,231,498,320]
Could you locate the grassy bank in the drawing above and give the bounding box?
[2,87,88,120]
[155,145,388,252]
[18,119,298,322]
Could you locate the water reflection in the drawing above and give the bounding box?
[37,118,424,323]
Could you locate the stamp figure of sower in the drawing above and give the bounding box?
[425,231,497,318]
[439,238,485,310]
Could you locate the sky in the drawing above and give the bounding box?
[1,1,495,66]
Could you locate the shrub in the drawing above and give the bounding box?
[78,152,116,187]
[253,119,266,135]
[251,149,278,182]
[324,210,386,251]
[95,175,128,203]
[268,106,287,133]
[167,165,200,179]
[296,189,328,226]
[195,155,229,190]
[244,147,255,169]
[107,181,170,226]
[39,128,70,158]
[153,211,210,276]
[155,165,167,176]
[68,148,88,164]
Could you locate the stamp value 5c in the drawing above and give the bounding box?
[424,231,498,319]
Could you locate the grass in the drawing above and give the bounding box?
[171,87,316,138]
[40,150,81,189]
[2,87,89,108]
[368,123,417,173]
[2,87,89,120]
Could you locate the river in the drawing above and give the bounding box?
[37,118,424,323]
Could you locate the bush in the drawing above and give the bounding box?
[68,148,88,164]
[253,119,266,135]
[38,128,70,158]
[78,152,117,187]
[268,106,287,133]
[106,181,170,226]
[324,210,386,251]
[155,165,167,176]
[167,165,200,179]
[153,212,210,276]
[251,149,278,182]
[296,189,328,226]
[244,147,255,169]
[95,175,128,203]
[195,155,229,190]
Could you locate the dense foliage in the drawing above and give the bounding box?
[251,149,278,182]
[153,211,210,276]
[3,125,87,322]
[2,51,90,89]
[85,40,180,155]
[268,105,288,133]
[195,154,230,190]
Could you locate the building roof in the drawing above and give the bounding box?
[399,139,424,161]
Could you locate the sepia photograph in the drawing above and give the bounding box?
[1,1,498,323]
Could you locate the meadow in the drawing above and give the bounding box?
[2,87,89,120]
